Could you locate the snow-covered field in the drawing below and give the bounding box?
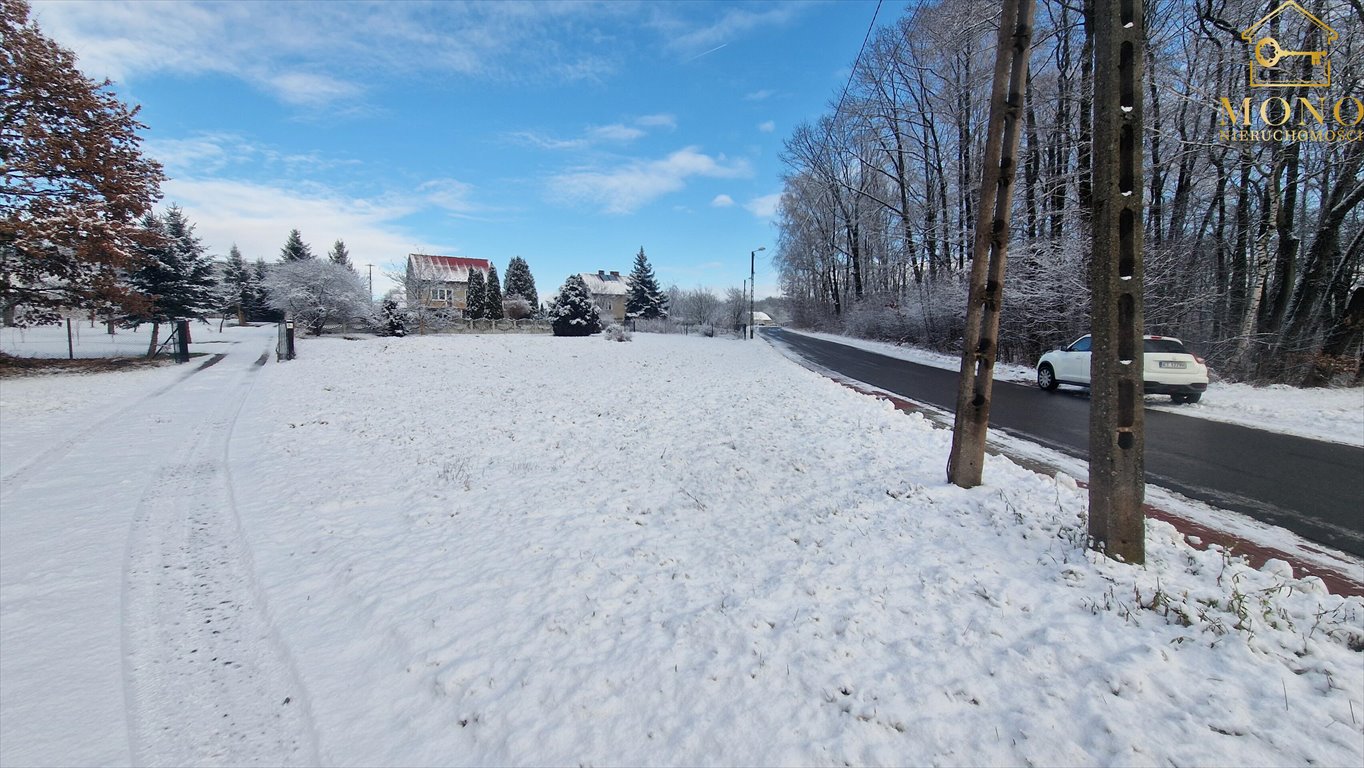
[2,328,1362,766]
[790,330,1364,447]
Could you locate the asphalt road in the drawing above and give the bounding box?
[766,328,1364,557]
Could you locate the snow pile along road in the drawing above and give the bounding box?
[214,332,1363,766]
[787,329,1364,447]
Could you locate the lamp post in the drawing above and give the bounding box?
[750,246,765,339]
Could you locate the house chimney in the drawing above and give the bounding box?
[610,271,620,278]
[598,270,606,280]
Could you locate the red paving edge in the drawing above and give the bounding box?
[816,369,1364,599]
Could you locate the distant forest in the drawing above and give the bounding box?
[772,0,1364,385]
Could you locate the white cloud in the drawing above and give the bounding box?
[144,133,356,179]
[590,124,647,142]
[29,0,619,109]
[266,71,364,108]
[657,5,805,56]
[744,89,775,102]
[418,178,485,218]
[143,134,237,174]
[507,131,590,151]
[745,193,782,219]
[757,120,776,133]
[635,114,677,129]
[511,114,676,151]
[160,176,454,295]
[711,194,735,208]
[549,148,751,214]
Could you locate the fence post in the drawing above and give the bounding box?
[174,318,190,363]
[277,320,296,361]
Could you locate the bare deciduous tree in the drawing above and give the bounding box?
[772,0,1364,385]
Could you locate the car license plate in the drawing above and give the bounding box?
[1158,361,1187,369]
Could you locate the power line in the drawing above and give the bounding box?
[813,0,926,170]
[827,0,886,130]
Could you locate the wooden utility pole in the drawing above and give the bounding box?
[947,0,1036,488]
[1088,0,1146,564]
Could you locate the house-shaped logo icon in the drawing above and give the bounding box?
[1241,1,1337,88]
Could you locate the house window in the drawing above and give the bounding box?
[429,286,454,303]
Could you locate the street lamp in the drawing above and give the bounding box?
[750,246,765,339]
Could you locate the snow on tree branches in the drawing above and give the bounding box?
[378,296,407,337]
[222,245,254,325]
[264,259,370,335]
[123,206,219,356]
[328,239,354,271]
[626,247,667,319]
[503,256,538,310]
[1,0,165,326]
[280,229,314,262]
[550,274,601,337]
[484,264,504,320]
[466,269,487,320]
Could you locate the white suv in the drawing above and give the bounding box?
[1036,334,1209,403]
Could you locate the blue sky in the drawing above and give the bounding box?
[31,0,906,299]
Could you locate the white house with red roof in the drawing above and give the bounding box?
[405,254,492,313]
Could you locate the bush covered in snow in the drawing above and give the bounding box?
[549,274,601,337]
[602,323,632,342]
[377,297,407,337]
[502,294,533,321]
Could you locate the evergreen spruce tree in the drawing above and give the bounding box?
[251,258,272,320]
[503,256,538,309]
[626,247,667,319]
[550,274,601,337]
[124,205,219,356]
[465,268,487,319]
[484,264,504,320]
[327,239,354,270]
[222,244,254,325]
[378,296,406,336]
[280,229,314,262]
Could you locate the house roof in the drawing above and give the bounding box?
[579,270,629,296]
[751,311,773,322]
[408,254,491,282]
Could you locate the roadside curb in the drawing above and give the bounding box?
[779,348,1364,598]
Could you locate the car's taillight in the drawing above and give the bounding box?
[1194,355,1205,364]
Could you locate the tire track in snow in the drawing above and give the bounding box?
[122,354,319,766]
[0,353,227,500]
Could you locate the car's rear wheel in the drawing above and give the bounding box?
[1037,364,1058,391]
[1171,393,1202,404]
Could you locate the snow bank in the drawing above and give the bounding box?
[789,330,1364,447]
[0,323,252,471]
[224,332,1362,766]
[0,364,183,469]
[1147,381,1364,447]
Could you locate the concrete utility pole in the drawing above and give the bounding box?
[946,0,1036,488]
[365,263,374,300]
[1088,0,1146,564]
